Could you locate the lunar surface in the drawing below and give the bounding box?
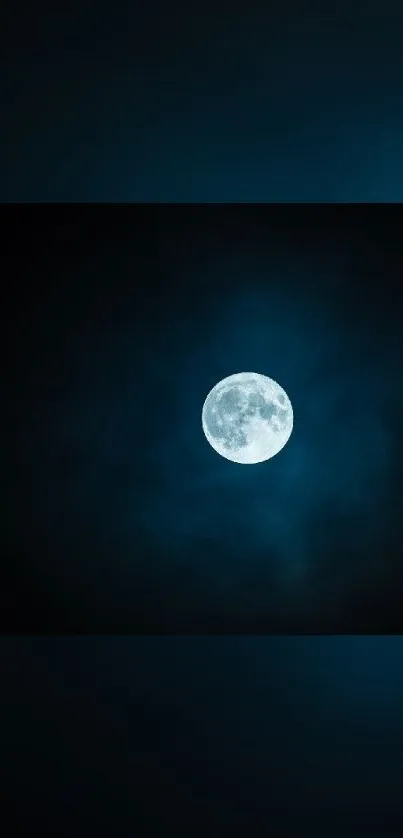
[202,372,293,464]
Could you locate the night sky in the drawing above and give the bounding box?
[2,637,403,835]
[3,203,403,633]
[3,1,403,835]
[2,0,403,201]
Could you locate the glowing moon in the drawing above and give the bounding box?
[202,372,293,464]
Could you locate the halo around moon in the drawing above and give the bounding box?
[202,372,293,464]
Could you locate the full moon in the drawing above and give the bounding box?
[202,372,293,464]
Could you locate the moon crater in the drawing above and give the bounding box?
[202,372,293,464]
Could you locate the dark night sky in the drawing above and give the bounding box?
[2,2,403,835]
[2,0,403,201]
[3,202,403,633]
[2,637,403,836]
